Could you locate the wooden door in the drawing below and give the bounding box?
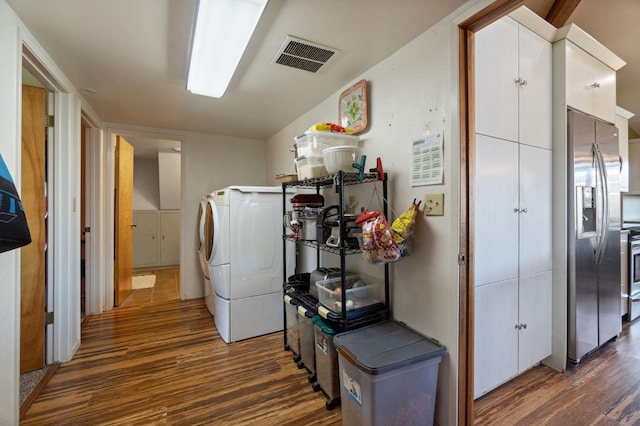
[115,136,134,306]
[20,85,46,373]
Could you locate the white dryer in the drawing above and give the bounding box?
[205,186,294,343]
[197,193,215,315]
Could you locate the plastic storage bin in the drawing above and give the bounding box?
[284,294,300,361]
[295,131,360,158]
[334,321,446,426]
[295,155,326,180]
[297,303,317,383]
[313,316,340,410]
[316,275,380,314]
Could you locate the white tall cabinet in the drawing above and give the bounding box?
[474,10,554,398]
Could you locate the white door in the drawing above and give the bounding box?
[565,41,597,117]
[475,134,519,286]
[159,211,180,265]
[132,211,159,268]
[518,270,553,372]
[474,15,518,142]
[518,24,552,150]
[592,58,616,124]
[519,144,552,276]
[474,278,519,398]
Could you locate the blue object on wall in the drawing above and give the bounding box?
[0,153,31,253]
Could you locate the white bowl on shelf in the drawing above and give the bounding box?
[322,145,363,173]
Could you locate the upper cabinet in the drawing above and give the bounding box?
[553,24,626,125]
[565,42,616,123]
[475,15,552,149]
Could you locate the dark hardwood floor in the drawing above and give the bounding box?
[21,298,341,425]
[23,295,640,425]
[474,318,640,425]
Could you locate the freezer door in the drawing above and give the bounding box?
[596,119,622,345]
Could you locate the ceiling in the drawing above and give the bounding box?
[6,0,640,156]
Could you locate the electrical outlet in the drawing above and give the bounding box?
[424,193,444,216]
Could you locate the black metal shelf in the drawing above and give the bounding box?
[282,170,390,348]
[282,172,382,189]
[282,235,362,255]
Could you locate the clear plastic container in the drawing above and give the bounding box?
[295,131,360,158]
[295,155,326,180]
[315,275,380,313]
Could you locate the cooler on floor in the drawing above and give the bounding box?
[334,321,446,426]
[313,315,340,410]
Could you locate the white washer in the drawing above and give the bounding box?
[205,186,294,343]
[197,193,215,315]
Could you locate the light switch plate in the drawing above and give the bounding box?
[424,193,444,216]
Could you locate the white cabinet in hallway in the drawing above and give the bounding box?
[474,14,552,149]
[473,9,554,398]
[133,210,180,268]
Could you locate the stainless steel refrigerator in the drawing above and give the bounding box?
[568,108,621,364]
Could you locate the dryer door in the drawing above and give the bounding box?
[205,197,229,266]
[197,198,209,279]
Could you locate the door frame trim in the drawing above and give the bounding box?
[102,126,184,311]
[20,33,82,364]
[457,1,527,423]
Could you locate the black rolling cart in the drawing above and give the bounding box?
[281,171,390,410]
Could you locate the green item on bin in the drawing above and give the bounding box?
[312,316,337,335]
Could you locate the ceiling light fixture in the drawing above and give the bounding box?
[186,0,268,98]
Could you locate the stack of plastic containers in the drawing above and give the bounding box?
[293,131,359,180]
[284,273,320,384]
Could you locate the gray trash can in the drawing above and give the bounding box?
[334,320,446,426]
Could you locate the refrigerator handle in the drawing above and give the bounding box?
[593,143,609,265]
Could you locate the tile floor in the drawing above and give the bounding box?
[119,267,180,307]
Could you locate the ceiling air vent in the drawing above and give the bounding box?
[272,36,339,73]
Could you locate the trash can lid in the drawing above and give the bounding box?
[312,316,337,335]
[333,321,446,375]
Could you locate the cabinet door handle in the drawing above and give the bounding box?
[591,82,601,89]
[514,208,528,213]
[514,78,527,86]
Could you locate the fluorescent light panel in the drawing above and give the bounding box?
[187,0,268,98]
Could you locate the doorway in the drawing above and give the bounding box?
[112,133,182,308]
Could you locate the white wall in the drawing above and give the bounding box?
[133,156,160,210]
[158,152,180,210]
[266,1,492,423]
[0,2,22,423]
[181,131,268,299]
